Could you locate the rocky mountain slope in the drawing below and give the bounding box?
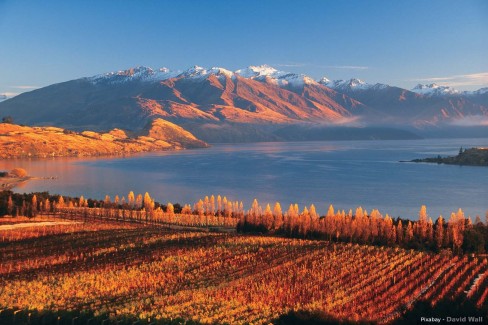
[0,65,486,142]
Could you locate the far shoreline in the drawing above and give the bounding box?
[405,147,488,167]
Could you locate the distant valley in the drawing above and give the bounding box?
[0,65,487,143]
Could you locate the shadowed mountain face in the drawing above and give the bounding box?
[0,65,487,142]
[328,84,488,127]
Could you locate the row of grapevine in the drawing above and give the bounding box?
[1,222,486,324]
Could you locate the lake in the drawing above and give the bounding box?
[2,138,487,220]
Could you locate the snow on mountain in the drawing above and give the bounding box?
[88,64,327,88]
[235,65,318,87]
[235,65,281,79]
[319,77,388,91]
[178,66,234,79]
[87,65,487,98]
[464,87,488,96]
[411,83,461,96]
[89,66,180,84]
[319,78,364,90]
[338,78,367,89]
[318,76,331,85]
[90,65,237,84]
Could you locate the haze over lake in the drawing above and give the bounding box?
[4,138,488,220]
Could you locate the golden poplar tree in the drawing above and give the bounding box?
[273,202,283,230]
[57,196,65,209]
[435,216,444,250]
[166,202,175,217]
[406,221,414,242]
[31,194,38,217]
[128,191,135,207]
[263,204,273,230]
[418,205,428,240]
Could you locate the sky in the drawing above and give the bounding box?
[0,0,487,97]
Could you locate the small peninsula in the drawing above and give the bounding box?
[0,119,208,159]
[0,168,33,190]
[411,147,488,166]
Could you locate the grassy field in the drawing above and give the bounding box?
[0,216,487,324]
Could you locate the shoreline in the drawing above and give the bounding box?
[0,176,34,191]
[406,147,488,167]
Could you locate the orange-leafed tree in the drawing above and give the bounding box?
[217,195,222,216]
[134,193,142,209]
[427,218,434,243]
[435,216,444,250]
[57,196,65,209]
[417,205,428,240]
[31,194,38,217]
[273,202,283,231]
[309,204,319,234]
[128,191,135,208]
[166,202,175,216]
[405,221,414,243]
[263,204,273,230]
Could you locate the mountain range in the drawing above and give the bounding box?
[0,65,487,142]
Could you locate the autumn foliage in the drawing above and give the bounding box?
[0,191,487,323]
[0,219,486,324]
[1,191,487,254]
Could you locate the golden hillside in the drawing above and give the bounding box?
[0,119,208,159]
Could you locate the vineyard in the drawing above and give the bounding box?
[0,216,487,324]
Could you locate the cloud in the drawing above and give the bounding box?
[272,63,307,68]
[313,116,363,127]
[0,86,40,98]
[411,72,488,88]
[449,115,488,127]
[334,116,363,125]
[1,92,20,97]
[12,85,39,89]
[325,65,369,70]
[272,63,369,70]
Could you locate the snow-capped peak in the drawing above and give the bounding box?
[180,65,206,77]
[319,77,391,92]
[235,65,317,87]
[347,78,366,87]
[89,66,179,84]
[318,76,331,85]
[321,78,371,91]
[179,66,235,79]
[411,83,460,96]
[209,67,234,78]
[235,65,282,79]
[466,87,488,95]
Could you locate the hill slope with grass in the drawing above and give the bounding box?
[0,119,207,159]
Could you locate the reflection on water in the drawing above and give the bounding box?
[1,138,487,220]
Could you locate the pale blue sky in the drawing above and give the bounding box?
[0,0,487,97]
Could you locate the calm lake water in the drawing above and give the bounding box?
[2,138,487,220]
